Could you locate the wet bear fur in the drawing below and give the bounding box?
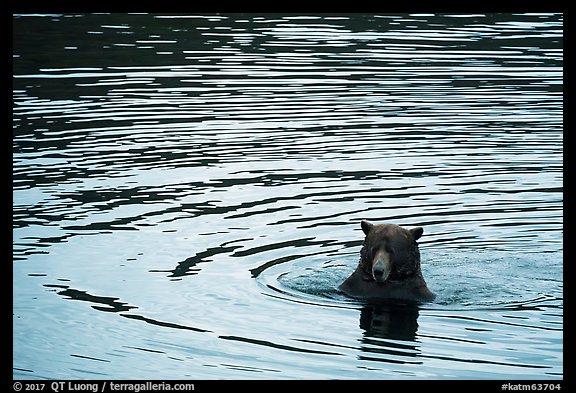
[339,220,435,302]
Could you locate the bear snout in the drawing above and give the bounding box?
[372,251,391,283]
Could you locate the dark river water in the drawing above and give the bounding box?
[13,13,562,380]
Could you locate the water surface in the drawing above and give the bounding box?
[13,13,562,379]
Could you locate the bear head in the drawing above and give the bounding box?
[359,220,424,283]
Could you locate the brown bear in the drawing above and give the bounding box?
[339,220,435,302]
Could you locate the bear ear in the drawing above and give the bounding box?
[361,220,374,236]
[410,227,424,241]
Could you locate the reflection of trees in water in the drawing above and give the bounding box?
[358,303,422,364]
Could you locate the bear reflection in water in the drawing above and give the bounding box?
[339,220,435,303]
[358,303,421,362]
[360,303,419,341]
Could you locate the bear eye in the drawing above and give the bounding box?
[385,245,394,255]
